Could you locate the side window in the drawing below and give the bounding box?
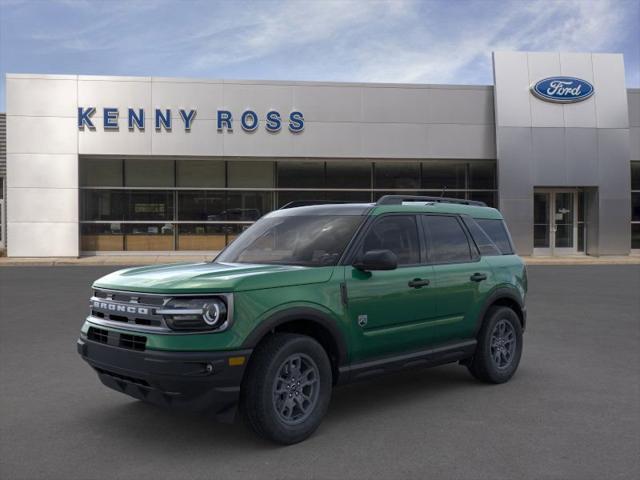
[462,216,501,256]
[360,216,420,265]
[423,215,472,263]
[476,219,514,255]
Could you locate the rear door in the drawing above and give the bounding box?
[421,214,492,343]
[345,214,437,361]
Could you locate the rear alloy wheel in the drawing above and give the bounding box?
[241,333,332,444]
[467,306,523,384]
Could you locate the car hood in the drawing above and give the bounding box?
[93,262,335,294]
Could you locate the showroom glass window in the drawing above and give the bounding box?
[80,158,498,252]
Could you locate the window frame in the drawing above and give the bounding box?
[420,213,480,266]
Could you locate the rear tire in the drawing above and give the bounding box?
[467,306,523,384]
[241,333,332,444]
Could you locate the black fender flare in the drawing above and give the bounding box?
[241,307,349,366]
[475,287,526,335]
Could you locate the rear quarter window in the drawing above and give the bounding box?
[475,218,514,255]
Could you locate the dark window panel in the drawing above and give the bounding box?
[631,162,640,191]
[177,191,224,221]
[81,190,126,221]
[324,191,371,203]
[375,162,420,189]
[124,159,175,187]
[277,162,325,189]
[326,161,371,189]
[128,190,174,221]
[228,161,274,188]
[632,192,640,222]
[632,224,640,249]
[578,222,586,252]
[80,158,123,187]
[176,160,225,188]
[468,162,496,189]
[421,162,465,190]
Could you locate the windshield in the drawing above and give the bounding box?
[216,215,363,267]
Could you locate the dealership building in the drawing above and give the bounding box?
[1,51,639,257]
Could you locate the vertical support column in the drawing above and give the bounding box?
[6,74,80,257]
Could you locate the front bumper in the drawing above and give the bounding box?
[77,335,251,422]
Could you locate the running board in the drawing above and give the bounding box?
[337,339,477,385]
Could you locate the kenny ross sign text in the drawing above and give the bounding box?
[78,107,305,133]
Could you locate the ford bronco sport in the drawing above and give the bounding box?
[78,195,527,444]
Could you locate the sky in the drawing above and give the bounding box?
[0,0,639,111]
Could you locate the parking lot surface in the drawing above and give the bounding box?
[1,265,639,480]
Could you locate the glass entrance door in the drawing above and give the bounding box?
[533,189,579,256]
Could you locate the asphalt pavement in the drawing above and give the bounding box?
[1,265,639,480]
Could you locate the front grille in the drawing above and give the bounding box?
[89,288,169,331]
[86,326,147,352]
[119,333,146,351]
[87,327,108,344]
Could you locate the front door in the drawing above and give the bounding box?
[345,215,437,361]
[533,189,579,255]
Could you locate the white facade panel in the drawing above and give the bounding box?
[361,123,428,158]
[151,80,223,120]
[7,187,78,223]
[560,53,597,128]
[426,88,494,125]
[292,85,362,123]
[7,222,79,257]
[6,77,77,117]
[7,154,78,188]
[492,51,532,127]
[592,54,629,129]
[361,87,430,124]
[291,122,361,157]
[7,115,77,154]
[428,124,495,158]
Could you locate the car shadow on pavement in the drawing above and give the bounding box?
[77,364,480,450]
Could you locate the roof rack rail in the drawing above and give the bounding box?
[376,195,486,207]
[279,200,350,209]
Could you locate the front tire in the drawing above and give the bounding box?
[241,333,332,444]
[467,306,523,384]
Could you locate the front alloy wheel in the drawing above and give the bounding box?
[273,353,321,426]
[241,333,332,444]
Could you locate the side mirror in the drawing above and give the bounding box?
[353,249,398,271]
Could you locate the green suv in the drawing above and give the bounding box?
[78,195,527,444]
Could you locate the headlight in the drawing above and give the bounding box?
[158,297,229,332]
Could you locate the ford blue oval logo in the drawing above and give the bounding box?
[531,77,594,103]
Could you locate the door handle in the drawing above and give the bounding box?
[408,278,430,288]
[470,272,487,282]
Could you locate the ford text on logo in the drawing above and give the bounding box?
[78,108,304,133]
[531,77,594,103]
